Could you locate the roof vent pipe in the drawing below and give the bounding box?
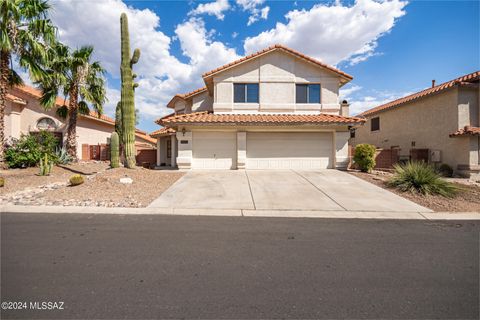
[432,80,436,88]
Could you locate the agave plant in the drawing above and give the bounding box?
[55,146,73,164]
[388,161,459,197]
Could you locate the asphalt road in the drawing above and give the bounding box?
[1,213,478,319]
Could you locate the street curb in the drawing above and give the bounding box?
[1,205,479,220]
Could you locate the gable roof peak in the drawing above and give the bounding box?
[201,44,353,81]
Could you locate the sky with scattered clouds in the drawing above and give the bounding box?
[39,0,479,132]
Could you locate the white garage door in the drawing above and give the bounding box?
[192,131,237,169]
[246,132,333,169]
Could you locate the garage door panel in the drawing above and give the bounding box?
[246,132,333,169]
[192,132,237,169]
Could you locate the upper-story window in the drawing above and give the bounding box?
[371,117,380,131]
[234,83,259,103]
[296,84,320,104]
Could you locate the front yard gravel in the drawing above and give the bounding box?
[350,170,480,212]
[1,164,184,208]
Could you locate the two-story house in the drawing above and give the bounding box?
[151,44,364,170]
[351,71,479,178]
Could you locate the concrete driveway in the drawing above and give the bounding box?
[149,170,431,213]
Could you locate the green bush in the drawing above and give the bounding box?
[388,161,458,197]
[353,144,376,172]
[69,174,84,186]
[438,163,453,177]
[5,131,59,168]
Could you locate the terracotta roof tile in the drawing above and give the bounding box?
[202,44,353,80]
[361,71,480,117]
[150,127,176,138]
[6,93,27,104]
[450,126,480,137]
[157,111,364,126]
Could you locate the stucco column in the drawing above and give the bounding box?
[237,131,246,169]
[335,131,350,170]
[171,134,177,167]
[156,138,161,166]
[175,131,192,169]
[9,111,21,139]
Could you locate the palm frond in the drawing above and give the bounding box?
[39,85,59,109]
[56,105,68,119]
[8,69,24,86]
[78,101,90,115]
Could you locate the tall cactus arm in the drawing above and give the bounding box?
[131,48,140,65]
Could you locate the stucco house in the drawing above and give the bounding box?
[151,44,364,170]
[351,71,479,178]
[5,85,156,160]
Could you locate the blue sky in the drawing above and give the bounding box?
[47,0,479,133]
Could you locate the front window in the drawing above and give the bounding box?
[296,84,320,104]
[36,117,57,130]
[167,139,172,158]
[234,83,259,103]
[371,117,380,131]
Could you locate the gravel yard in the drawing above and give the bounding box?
[0,162,109,194]
[39,168,184,207]
[1,163,184,207]
[350,170,480,212]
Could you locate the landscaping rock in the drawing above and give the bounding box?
[120,177,133,184]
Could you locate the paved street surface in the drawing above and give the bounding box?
[149,170,431,212]
[1,212,478,319]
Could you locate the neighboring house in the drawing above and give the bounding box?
[5,85,156,160]
[351,71,479,178]
[151,44,364,170]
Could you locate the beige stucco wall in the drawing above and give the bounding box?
[352,87,479,170]
[210,50,342,114]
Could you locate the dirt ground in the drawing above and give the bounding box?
[0,162,109,194]
[39,167,184,207]
[350,170,480,212]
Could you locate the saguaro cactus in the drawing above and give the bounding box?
[120,13,140,168]
[110,132,120,168]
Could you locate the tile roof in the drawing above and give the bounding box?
[202,44,353,81]
[360,71,480,117]
[450,126,480,137]
[157,111,364,126]
[167,87,207,108]
[11,85,156,144]
[6,93,27,104]
[150,127,176,138]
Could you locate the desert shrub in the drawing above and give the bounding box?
[438,163,453,177]
[69,174,84,186]
[388,161,458,197]
[353,144,376,172]
[5,131,59,168]
[0,177,4,187]
[55,146,73,164]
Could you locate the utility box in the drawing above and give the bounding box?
[430,150,441,162]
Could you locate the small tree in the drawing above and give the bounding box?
[353,144,376,172]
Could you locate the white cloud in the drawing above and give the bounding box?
[348,90,414,115]
[339,85,362,100]
[244,0,407,65]
[232,31,239,39]
[236,0,270,25]
[189,0,231,20]
[49,0,238,130]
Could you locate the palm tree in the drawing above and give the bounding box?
[39,44,106,159]
[0,0,57,162]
